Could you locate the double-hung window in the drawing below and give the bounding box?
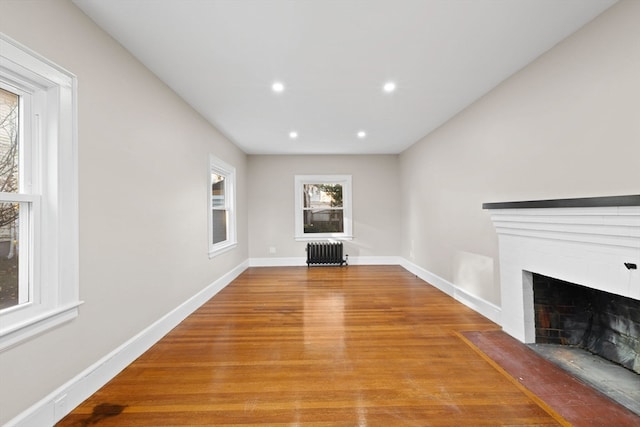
[0,84,30,312]
[208,155,236,257]
[294,175,353,240]
[0,34,80,350]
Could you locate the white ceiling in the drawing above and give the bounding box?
[73,0,617,155]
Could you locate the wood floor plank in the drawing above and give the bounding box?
[57,266,564,426]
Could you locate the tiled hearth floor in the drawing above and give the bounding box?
[461,330,640,427]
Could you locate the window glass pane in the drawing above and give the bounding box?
[211,173,225,208]
[211,209,227,244]
[302,183,344,233]
[303,209,344,233]
[303,184,343,208]
[0,202,20,310]
[0,88,19,194]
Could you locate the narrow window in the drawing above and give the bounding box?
[211,172,227,244]
[208,156,236,257]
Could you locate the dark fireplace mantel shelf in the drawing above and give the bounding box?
[482,194,640,210]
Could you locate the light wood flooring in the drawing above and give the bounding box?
[56,266,638,426]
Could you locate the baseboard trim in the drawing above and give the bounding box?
[452,286,502,325]
[399,258,501,325]
[248,257,306,267]
[347,256,402,265]
[248,255,402,267]
[7,260,249,427]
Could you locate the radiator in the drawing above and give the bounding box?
[306,242,347,266]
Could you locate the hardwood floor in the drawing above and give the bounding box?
[56,266,628,426]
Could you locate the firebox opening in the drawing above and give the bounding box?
[532,273,640,375]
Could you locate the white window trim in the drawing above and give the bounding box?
[208,155,237,258]
[294,174,353,241]
[0,33,81,351]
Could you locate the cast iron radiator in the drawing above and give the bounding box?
[306,242,347,266]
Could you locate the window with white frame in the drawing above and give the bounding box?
[208,155,236,257]
[0,34,80,350]
[294,175,352,240]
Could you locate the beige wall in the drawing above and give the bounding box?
[399,0,640,305]
[0,0,247,423]
[248,155,400,261]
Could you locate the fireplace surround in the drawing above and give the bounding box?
[484,195,640,348]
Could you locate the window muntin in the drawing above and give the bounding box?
[295,175,352,240]
[0,33,80,350]
[208,156,236,257]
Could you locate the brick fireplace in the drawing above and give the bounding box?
[533,273,640,373]
[483,195,640,353]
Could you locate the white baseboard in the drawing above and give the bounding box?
[399,258,501,325]
[249,257,306,267]
[248,255,402,267]
[347,255,402,265]
[7,260,249,427]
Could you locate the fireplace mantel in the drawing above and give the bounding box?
[484,195,640,342]
[483,194,640,210]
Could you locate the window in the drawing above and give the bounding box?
[294,175,352,240]
[0,86,28,312]
[0,34,80,350]
[208,155,236,257]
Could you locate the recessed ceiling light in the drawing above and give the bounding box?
[357,131,367,139]
[383,81,396,93]
[289,131,298,139]
[272,81,285,93]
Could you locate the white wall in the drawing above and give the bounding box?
[0,0,247,424]
[248,155,400,263]
[399,0,640,306]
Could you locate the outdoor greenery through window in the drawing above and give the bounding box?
[303,184,344,233]
[295,175,352,240]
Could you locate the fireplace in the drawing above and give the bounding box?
[483,195,640,344]
[533,273,640,374]
[484,195,640,414]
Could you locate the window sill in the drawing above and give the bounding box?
[295,235,353,242]
[0,301,83,352]
[208,241,237,259]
